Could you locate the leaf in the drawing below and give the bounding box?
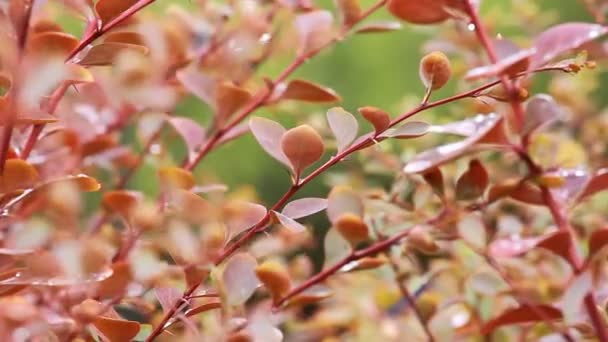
[77,43,148,66]
[403,113,504,174]
[249,117,291,168]
[480,305,563,334]
[577,168,608,202]
[272,211,306,233]
[0,159,39,194]
[380,121,429,139]
[468,271,507,296]
[223,201,267,237]
[287,285,333,307]
[465,48,535,80]
[422,168,445,199]
[93,316,141,342]
[295,10,334,55]
[588,229,608,260]
[358,106,391,133]
[29,32,79,56]
[327,107,358,152]
[323,226,351,268]
[531,23,608,68]
[488,236,540,258]
[281,125,325,176]
[387,0,465,24]
[216,82,252,122]
[355,21,402,34]
[175,68,215,107]
[96,262,132,299]
[523,94,564,135]
[185,301,222,317]
[167,117,206,162]
[95,0,139,26]
[278,80,341,103]
[158,167,196,190]
[102,190,141,219]
[561,271,592,325]
[336,0,361,27]
[154,287,182,313]
[281,198,327,219]
[326,186,364,223]
[222,253,260,306]
[455,159,489,201]
[103,31,145,45]
[536,231,574,263]
[458,213,487,250]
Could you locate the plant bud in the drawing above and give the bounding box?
[255,261,292,304]
[419,51,452,90]
[406,226,439,254]
[334,213,370,246]
[71,299,103,323]
[358,106,391,133]
[281,125,325,175]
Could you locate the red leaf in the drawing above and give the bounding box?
[531,23,608,68]
[154,287,182,313]
[577,168,608,202]
[481,305,562,335]
[455,159,489,201]
[281,198,327,219]
[387,0,465,24]
[536,231,574,263]
[95,0,139,26]
[327,107,358,152]
[588,229,608,260]
[355,21,402,34]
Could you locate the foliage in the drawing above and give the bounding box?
[0,0,607,341]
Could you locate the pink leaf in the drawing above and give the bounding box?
[273,211,306,233]
[249,117,292,169]
[531,23,608,68]
[465,48,535,80]
[175,68,216,108]
[167,117,206,162]
[523,94,564,135]
[224,201,267,237]
[488,236,540,258]
[380,121,430,139]
[327,107,358,152]
[154,286,182,313]
[281,198,328,219]
[404,113,505,174]
[222,253,259,306]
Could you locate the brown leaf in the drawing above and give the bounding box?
[281,125,325,176]
[358,106,391,133]
[216,82,252,122]
[96,262,132,299]
[588,229,608,260]
[29,31,79,57]
[95,0,139,26]
[77,42,148,66]
[278,80,341,103]
[387,0,465,24]
[456,159,489,201]
[92,316,141,342]
[0,159,39,194]
[102,190,141,218]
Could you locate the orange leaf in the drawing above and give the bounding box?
[216,82,252,122]
[588,229,608,260]
[0,159,39,194]
[159,167,196,190]
[77,43,148,66]
[387,0,465,24]
[102,190,141,218]
[29,32,79,56]
[185,301,222,317]
[95,0,139,26]
[93,316,140,342]
[103,31,146,46]
[96,262,132,299]
[278,80,341,103]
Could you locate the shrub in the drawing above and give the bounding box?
[0,0,607,341]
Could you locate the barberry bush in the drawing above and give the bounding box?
[0,0,607,341]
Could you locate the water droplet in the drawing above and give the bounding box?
[259,33,272,44]
[467,23,476,31]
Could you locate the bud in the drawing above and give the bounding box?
[406,226,439,254]
[358,106,391,133]
[281,125,325,175]
[71,299,103,323]
[334,213,369,247]
[419,51,452,90]
[255,261,292,304]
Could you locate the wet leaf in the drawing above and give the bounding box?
[222,253,260,306]
[249,117,292,168]
[281,197,327,219]
[278,80,341,103]
[455,159,489,201]
[77,43,148,66]
[403,113,504,174]
[480,304,562,334]
[93,316,141,342]
[327,107,358,152]
[531,23,608,68]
